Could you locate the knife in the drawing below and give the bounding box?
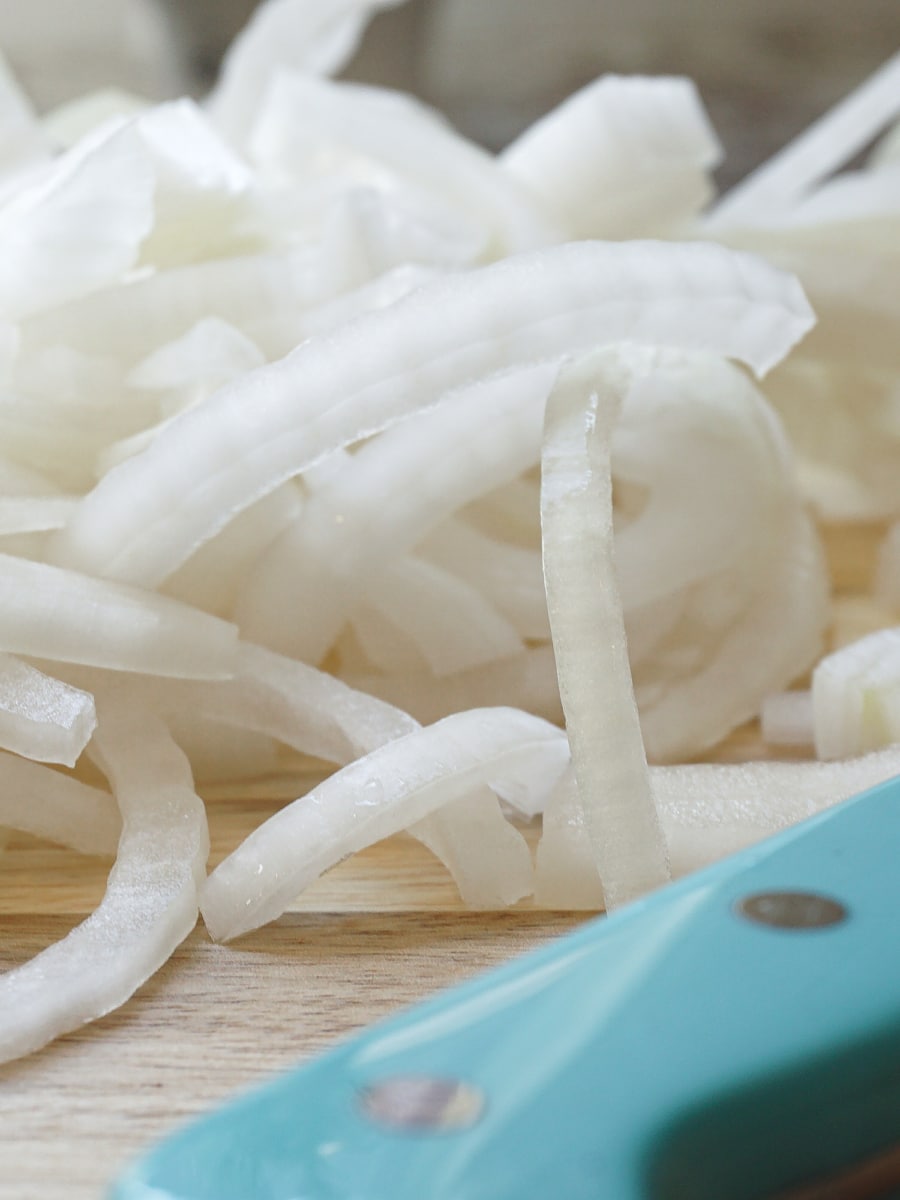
[110,773,900,1200]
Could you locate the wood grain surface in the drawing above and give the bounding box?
[0,523,892,1199]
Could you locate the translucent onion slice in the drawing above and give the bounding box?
[710,50,900,226]
[0,653,95,766]
[536,747,900,903]
[0,750,118,854]
[51,240,814,588]
[117,643,532,906]
[0,554,238,678]
[0,704,207,1064]
[201,707,565,941]
[811,629,900,760]
[208,0,409,144]
[541,349,669,909]
[502,75,721,239]
[654,748,900,876]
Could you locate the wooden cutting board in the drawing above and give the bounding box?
[0,524,890,1200]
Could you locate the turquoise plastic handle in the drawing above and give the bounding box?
[112,775,900,1200]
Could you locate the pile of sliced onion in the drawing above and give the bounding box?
[0,0,897,1062]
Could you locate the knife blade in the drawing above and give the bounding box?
[110,773,900,1200]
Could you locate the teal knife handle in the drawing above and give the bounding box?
[113,775,900,1200]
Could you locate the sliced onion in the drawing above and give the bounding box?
[0,653,95,766]
[0,703,207,1064]
[537,746,900,901]
[0,119,155,319]
[201,707,565,941]
[0,553,239,678]
[541,349,669,908]
[50,240,813,589]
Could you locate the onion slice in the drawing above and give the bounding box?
[0,704,207,1064]
[0,751,118,854]
[0,553,239,678]
[201,707,566,941]
[502,75,721,239]
[0,653,96,766]
[50,240,814,588]
[541,349,669,908]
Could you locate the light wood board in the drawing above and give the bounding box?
[0,523,891,1198]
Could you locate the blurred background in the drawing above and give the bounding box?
[0,0,897,184]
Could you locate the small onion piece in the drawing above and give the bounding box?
[541,349,669,909]
[201,707,566,941]
[0,653,96,766]
[0,704,207,1064]
[501,74,722,239]
[537,746,900,904]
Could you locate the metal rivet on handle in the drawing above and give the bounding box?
[358,1076,485,1131]
[735,890,848,930]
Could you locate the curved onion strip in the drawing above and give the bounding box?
[541,349,669,908]
[537,747,900,905]
[0,750,118,855]
[208,0,408,144]
[235,362,555,659]
[0,653,96,766]
[502,75,721,239]
[811,629,900,760]
[121,643,532,907]
[0,705,207,1064]
[710,50,900,226]
[49,241,814,588]
[0,553,239,679]
[201,707,564,941]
